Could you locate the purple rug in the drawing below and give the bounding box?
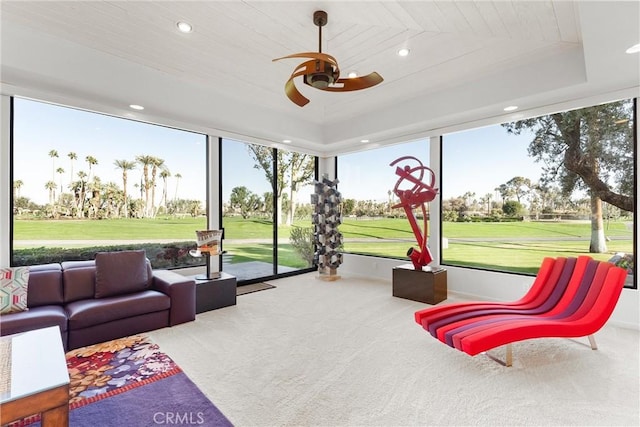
[67,372,232,426]
[12,335,232,427]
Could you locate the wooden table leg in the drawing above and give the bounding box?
[41,403,69,426]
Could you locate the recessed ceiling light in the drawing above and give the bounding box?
[360,139,370,143]
[129,104,144,110]
[397,48,410,57]
[626,43,640,54]
[348,71,358,78]
[177,21,193,33]
[503,105,518,112]
[282,139,292,143]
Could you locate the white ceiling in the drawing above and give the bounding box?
[1,1,638,156]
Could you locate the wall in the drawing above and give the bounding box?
[340,253,639,330]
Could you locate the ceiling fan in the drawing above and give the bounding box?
[273,10,384,107]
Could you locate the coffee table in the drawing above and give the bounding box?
[0,326,70,426]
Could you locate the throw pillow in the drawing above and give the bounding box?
[0,267,29,314]
[95,250,150,298]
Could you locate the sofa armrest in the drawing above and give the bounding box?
[152,270,196,326]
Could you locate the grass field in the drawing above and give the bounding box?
[13,216,634,274]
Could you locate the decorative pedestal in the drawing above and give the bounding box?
[191,271,237,314]
[392,264,447,305]
[316,267,341,282]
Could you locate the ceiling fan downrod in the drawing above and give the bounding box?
[313,10,327,53]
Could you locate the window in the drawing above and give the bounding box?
[337,140,431,259]
[11,98,208,269]
[221,139,317,282]
[441,99,636,288]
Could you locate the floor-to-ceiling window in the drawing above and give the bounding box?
[337,140,431,259]
[11,97,208,270]
[220,139,317,283]
[441,98,636,288]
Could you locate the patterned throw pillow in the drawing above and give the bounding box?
[0,267,29,314]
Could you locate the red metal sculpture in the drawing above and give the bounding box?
[390,156,439,270]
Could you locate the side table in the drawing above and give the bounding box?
[191,271,237,314]
[0,326,70,426]
[392,264,447,304]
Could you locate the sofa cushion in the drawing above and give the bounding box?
[0,305,67,336]
[0,267,29,314]
[26,264,64,308]
[95,250,150,298]
[66,290,170,330]
[62,260,97,303]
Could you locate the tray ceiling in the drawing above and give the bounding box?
[1,1,638,156]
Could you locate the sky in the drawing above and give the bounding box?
[13,97,544,206]
[13,98,207,205]
[339,126,542,202]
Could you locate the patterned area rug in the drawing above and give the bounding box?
[11,335,231,426]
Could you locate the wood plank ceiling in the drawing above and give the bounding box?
[1,1,637,155]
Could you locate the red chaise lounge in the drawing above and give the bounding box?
[414,256,627,366]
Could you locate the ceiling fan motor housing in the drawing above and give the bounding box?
[304,60,338,89]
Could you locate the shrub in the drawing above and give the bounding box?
[289,226,315,267]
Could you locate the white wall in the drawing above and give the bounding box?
[339,253,639,330]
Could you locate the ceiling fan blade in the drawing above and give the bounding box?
[284,75,309,107]
[321,72,384,92]
[281,59,322,107]
[273,52,339,67]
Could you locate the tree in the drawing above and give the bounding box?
[286,152,315,224]
[247,145,314,225]
[85,155,98,182]
[56,167,65,194]
[45,180,57,205]
[173,173,182,202]
[136,155,155,217]
[13,179,23,199]
[150,157,165,217]
[229,186,261,219]
[504,100,634,253]
[502,200,524,217]
[48,149,59,182]
[114,159,137,218]
[504,176,532,204]
[160,169,171,209]
[67,152,77,186]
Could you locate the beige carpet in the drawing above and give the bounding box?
[148,273,640,426]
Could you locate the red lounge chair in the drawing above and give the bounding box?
[415,257,627,366]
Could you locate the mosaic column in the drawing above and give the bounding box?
[311,175,343,281]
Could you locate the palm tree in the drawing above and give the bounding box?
[114,159,136,218]
[67,152,77,186]
[173,173,182,202]
[150,157,165,217]
[159,168,171,209]
[45,180,57,205]
[85,155,98,181]
[75,170,88,217]
[13,179,23,199]
[56,167,65,194]
[136,155,155,217]
[48,149,59,182]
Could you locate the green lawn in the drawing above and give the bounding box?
[12,216,634,273]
